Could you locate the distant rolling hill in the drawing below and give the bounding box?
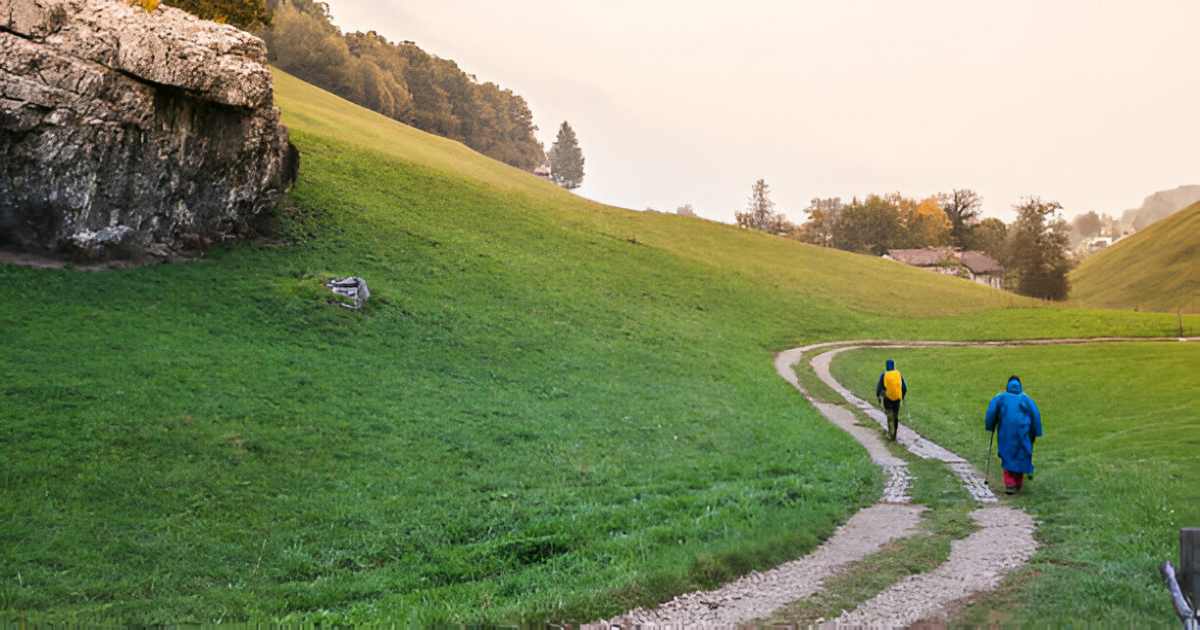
[1072,202,1200,313]
[1120,185,1200,231]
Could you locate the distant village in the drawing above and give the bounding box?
[1077,231,1134,256]
[1074,212,1138,256]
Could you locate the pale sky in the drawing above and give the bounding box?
[325,1,1200,224]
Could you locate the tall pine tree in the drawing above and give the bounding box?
[735,179,793,235]
[548,122,585,190]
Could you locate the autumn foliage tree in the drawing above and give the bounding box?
[896,196,951,248]
[798,197,844,246]
[259,1,545,171]
[797,193,948,254]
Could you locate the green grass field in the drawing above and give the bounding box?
[0,70,1195,624]
[832,343,1200,625]
[1071,202,1200,314]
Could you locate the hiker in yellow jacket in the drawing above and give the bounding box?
[875,359,908,441]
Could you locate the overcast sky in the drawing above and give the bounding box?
[325,1,1199,223]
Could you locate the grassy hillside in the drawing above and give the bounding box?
[0,70,1193,625]
[833,343,1200,625]
[1071,202,1200,313]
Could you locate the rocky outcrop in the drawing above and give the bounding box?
[0,0,298,259]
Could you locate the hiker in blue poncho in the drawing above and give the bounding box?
[985,375,1044,494]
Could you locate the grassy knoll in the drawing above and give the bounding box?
[0,69,1192,625]
[832,343,1200,625]
[1071,202,1200,314]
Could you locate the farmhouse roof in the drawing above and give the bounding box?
[887,248,1004,275]
[960,251,1003,274]
[887,248,955,266]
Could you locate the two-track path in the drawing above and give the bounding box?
[604,337,1194,628]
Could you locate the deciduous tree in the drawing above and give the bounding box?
[897,196,951,248]
[971,217,1008,261]
[799,197,844,246]
[832,195,902,255]
[1006,197,1072,300]
[1072,211,1102,238]
[938,189,983,249]
[262,1,545,171]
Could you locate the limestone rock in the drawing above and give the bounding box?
[326,277,370,310]
[0,0,298,259]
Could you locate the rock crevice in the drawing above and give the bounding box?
[0,0,297,259]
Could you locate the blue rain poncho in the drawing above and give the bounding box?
[984,377,1044,474]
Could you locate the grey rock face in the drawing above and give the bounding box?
[0,0,298,259]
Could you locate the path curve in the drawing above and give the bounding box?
[605,337,1194,628]
[614,504,925,626]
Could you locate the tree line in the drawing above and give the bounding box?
[731,180,1072,300]
[262,1,546,170]
[166,0,571,175]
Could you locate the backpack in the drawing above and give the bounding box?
[883,370,904,401]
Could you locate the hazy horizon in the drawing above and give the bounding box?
[324,1,1200,224]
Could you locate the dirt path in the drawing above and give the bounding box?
[603,337,1193,628]
[598,345,923,627]
[809,348,996,503]
[615,504,924,626]
[808,344,1026,627]
[831,507,1036,628]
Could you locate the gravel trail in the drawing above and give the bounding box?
[613,504,925,627]
[810,348,997,503]
[601,338,1192,628]
[829,506,1037,628]
[776,349,912,503]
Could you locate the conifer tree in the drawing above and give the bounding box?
[735,179,793,235]
[548,122,585,190]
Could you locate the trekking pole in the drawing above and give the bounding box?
[984,428,996,487]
